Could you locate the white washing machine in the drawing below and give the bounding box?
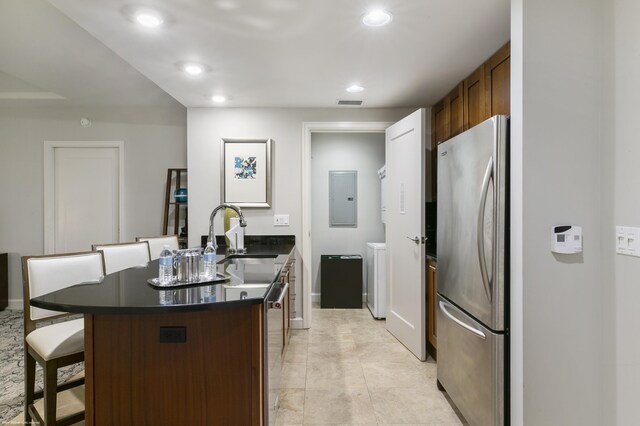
[366,242,386,319]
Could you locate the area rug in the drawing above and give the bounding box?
[0,309,84,424]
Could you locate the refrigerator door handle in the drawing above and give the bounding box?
[477,157,493,303]
[439,300,486,339]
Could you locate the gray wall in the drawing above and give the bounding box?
[310,132,385,298]
[0,106,187,306]
[611,0,640,423]
[514,0,605,424]
[187,107,412,320]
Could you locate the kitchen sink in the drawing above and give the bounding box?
[217,254,278,265]
[224,283,270,300]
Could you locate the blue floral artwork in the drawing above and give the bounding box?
[234,156,257,179]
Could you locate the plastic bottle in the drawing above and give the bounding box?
[159,245,174,285]
[203,241,216,278]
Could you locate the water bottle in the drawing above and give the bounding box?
[159,245,174,285]
[203,241,216,278]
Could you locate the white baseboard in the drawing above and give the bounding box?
[290,317,305,329]
[7,299,23,310]
[312,293,367,303]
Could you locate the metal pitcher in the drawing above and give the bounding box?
[174,249,201,283]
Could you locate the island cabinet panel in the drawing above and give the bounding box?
[85,304,265,426]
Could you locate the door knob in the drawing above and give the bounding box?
[406,236,420,243]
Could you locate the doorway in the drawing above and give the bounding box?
[44,141,123,254]
[310,132,386,305]
[301,121,392,329]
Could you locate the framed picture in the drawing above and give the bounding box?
[221,138,272,208]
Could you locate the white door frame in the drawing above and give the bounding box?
[301,122,393,329]
[44,141,124,254]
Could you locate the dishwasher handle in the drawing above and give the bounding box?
[268,282,289,309]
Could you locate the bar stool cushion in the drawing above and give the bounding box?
[25,318,84,361]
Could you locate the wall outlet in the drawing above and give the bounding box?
[616,226,640,257]
[274,214,290,226]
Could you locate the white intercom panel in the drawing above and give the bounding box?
[551,225,583,254]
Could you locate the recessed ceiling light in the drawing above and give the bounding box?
[135,12,164,28]
[211,95,227,103]
[346,85,365,93]
[183,63,204,76]
[362,9,393,27]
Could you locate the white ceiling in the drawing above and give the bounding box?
[0,0,183,108]
[0,0,510,109]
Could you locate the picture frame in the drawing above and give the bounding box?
[221,138,272,208]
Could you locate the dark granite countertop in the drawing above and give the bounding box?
[31,237,295,315]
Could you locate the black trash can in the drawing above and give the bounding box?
[320,255,362,309]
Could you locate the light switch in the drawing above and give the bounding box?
[274,214,290,226]
[616,226,640,257]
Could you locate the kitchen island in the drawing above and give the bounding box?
[31,237,295,426]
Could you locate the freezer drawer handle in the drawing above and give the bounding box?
[439,300,486,339]
[477,157,493,303]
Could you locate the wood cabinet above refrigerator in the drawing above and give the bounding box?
[431,41,510,148]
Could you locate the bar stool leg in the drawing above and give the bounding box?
[43,360,58,425]
[24,350,36,424]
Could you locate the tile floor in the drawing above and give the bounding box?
[275,306,466,425]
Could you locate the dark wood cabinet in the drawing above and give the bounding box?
[431,99,449,146]
[431,41,510,145]
[486,41,511,117]
[464,65,489,130]
[427,259,437,359]
[447,83,464,138]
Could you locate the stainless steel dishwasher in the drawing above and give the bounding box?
[266,280,288,425]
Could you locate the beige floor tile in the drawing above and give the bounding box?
[303,388,377,424]
[348,317,386,329]
[308,328,356,343]
[307,341,360,364]
[356,342,418,363]
[290,329,310,344]
[282,362,307,389]
[306,362,367,389]
[275,388,305,425]
[361,361,436,388]
[310,319,353,334]
[369,387,464,425]
[288,339,310,351]
[285,345,309,363]
[351,327,399,344]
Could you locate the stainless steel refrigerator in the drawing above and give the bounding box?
[436,115,509,426]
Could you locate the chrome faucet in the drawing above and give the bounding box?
[208,203,247,251]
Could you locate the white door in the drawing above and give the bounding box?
[385,109,426,360]
[45,144,121,253]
